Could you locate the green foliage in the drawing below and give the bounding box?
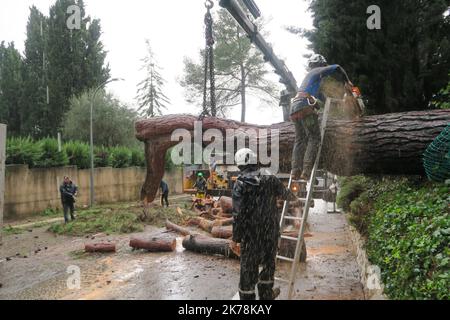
[5,137,41,167]
[338,176,450,299]
[64,90,138,147]
[289,0,450,114]
[367,184,449,300]
[130,148,145,167]
[64,141,90,169]
[433,73,450,109]
[109,146,132,168]
[1,1,110,138]
[336,176,368,211]
[35,138,69,167]
[94,146,111,167]
[48,208,144,236]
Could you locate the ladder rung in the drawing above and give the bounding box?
[292,179,307,184]
[283,216,302,221]
[276,255,294,262]
[275,276,290,283]
[280,235,298,241]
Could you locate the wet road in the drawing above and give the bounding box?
[0,200,364,300]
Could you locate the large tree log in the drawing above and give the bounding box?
[136,111,449,203]
[182,234,239,258]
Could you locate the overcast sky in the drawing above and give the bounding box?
[0,0,314,124]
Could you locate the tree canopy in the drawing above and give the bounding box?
[288,0,450,114]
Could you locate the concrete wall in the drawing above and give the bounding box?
[4,165,183,221]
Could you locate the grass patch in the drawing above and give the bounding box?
[47,199,197,236]
[40,208,61,217]
[2,225,24,235]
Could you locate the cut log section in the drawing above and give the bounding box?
[218,196,233,213]
[182,234,239,259]
[85,243,116,253]
[165,219,194,236]
[211,226,233,239]
[129,236,176,252]
[135,111,450,203]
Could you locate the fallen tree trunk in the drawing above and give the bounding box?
[182,234,239,259]
[136,111,450,203]
[129,236,176,252]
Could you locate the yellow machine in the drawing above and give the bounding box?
[183,165,239,196]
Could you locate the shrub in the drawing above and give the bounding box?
[6,137,41,167]
[130,148,145,167]
[94,146,112,167]
[366,184,449,300]
[64,141,90,169]
[35,138,69,168]
[336,176,367,211]
[110,146,132,168]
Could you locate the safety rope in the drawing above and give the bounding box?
[201,0,216,119]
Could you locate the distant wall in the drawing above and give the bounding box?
[4,165,183,220]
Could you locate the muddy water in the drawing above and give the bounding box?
[0,200,364,300]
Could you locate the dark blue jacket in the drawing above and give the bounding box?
[160,180,169,194]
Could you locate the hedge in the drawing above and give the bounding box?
[338,176,449,299]
[5,137,146,169]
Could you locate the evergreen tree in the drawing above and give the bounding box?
[180,9,278,122]
[0,42,24,135]
[288,0,450,114]
[20,6,49,136]
[19,0,110,137]
[135,40,170,118]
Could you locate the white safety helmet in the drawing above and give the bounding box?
[307,54,327,70]
[235,148,257,167]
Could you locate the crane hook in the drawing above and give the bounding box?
[205,0,214,9]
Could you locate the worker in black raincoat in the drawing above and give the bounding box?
[232,148,295,300]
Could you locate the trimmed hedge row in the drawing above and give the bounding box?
[6,137,145,169]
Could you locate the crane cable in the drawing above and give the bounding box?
[200,0,216,119]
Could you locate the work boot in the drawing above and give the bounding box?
[272,287,281,299]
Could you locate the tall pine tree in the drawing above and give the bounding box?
[135,40,170,118]
[19,0,110,137]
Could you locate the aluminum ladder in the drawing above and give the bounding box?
[275,97,333,299]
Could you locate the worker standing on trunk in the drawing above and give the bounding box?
[290,54,354,180]
[231,148,295,300]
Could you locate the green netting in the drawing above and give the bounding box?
[423,124,450,182]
